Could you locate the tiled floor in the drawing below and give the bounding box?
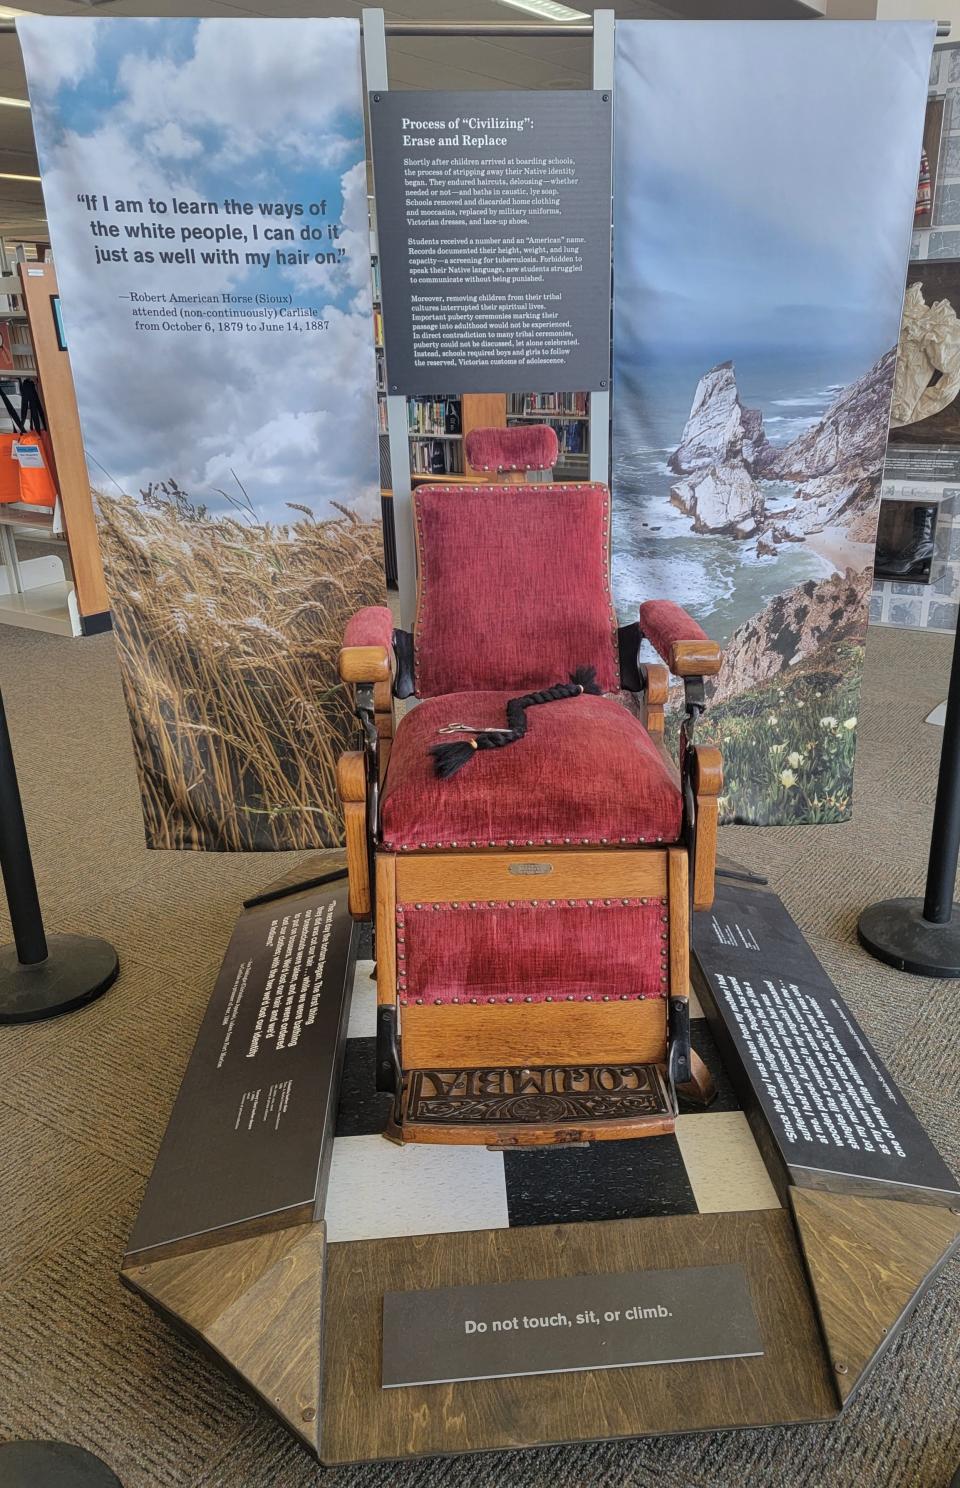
[324,959,780,1244]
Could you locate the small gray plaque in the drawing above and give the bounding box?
[382,1263,762,1388]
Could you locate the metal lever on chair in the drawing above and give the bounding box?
[355,685,399,1105]
[668,996,692,1088]
[682,676,706,728]
[376,1003,402,1105]
[675,672,707,1083]
[355,683,379,948]
[679,675,706,914]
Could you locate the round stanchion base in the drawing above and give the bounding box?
[0,933,119,1024]
[0,1441,123,1487]
[858,897,960,978]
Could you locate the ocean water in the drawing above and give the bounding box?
[612,345,867,647]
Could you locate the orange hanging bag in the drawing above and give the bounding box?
[2,380,58,509]
[0,385,25,504]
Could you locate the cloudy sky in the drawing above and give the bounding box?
[19,17,379,521]
[613,20,934,366]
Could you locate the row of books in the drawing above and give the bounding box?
[508,416,588,456]
[507,392,589,417]
[407,398,462,436]
[410,439,465,476]
[0,319,32,373]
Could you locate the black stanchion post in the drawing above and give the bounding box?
[922,607,960,925]
[0,687,119,1024]
[859,609,960,977]
[0,1440,124,1487]
[0,688,48,967]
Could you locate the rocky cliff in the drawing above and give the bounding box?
[667,349,894,544]
[668,361,768,475]
[759,348,896,485]
[759,474,879,547]
[710,567,872,705]
[670,462,764,535]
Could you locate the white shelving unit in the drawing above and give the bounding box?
[0,504,77,637]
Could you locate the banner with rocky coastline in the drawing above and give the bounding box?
[20,17,382,851]
[612,20,933,824]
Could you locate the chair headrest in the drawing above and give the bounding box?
[464,423,559,473]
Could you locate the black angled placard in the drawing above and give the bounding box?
[125,878,356,1261]
[692,881,959,1207]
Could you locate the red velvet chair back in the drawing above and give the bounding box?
[413,483,620,698]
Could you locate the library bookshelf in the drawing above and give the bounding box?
[0,253,109,636]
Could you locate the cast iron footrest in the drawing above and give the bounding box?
[397,1063,674,1147]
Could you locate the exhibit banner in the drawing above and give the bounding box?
[19,17,382,850]
[370,89,612,394]
[612,21,933,825]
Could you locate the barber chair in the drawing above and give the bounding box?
[337,481,722,1146]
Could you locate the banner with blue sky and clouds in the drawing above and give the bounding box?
[20,17,384,850]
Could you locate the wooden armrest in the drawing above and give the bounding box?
[670,639,722,678]
[336,751,370,919]
[692,744,723,912]
[336,750,366,803]
[639,600,722,678]
[339,644,391,685]
[692,744,722,798]
[644,662,669,706]
[638,661,669,738]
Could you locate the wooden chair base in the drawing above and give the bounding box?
[388,1061,675,1147]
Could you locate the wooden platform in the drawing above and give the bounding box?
[790,1188,960,1406]
[321,1207,834,1461]
[122,1185,960,1464]
[121,869,960,1465]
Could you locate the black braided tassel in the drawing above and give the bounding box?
[429,665,602,780]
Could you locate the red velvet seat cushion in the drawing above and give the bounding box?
[413,483,620,697]
[380,691,682,851]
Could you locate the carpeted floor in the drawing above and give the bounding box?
[0,621,957,1488]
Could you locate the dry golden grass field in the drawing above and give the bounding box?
[95,487,385,851]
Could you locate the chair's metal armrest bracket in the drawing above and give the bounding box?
[376,1004,402,1104]
[668,996,692,1088]
[617,621,644,692]
[393,629,415,698]
[679,675,707,912]
[355,683,380,943]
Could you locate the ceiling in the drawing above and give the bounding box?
[0,0,825,246]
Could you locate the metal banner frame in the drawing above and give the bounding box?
[361,8,614,625]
